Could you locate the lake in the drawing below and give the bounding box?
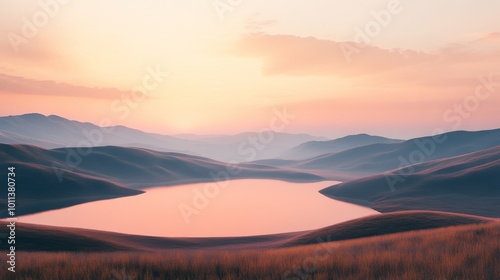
[20,179,379,237]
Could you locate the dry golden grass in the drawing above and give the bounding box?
[2,222,499,280]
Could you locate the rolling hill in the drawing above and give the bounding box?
[320,146,500,217]
[281,134,403,160]
[0,144,323,216]
[0,162,142,217]
[4,221,498,279]
[265,128,500,180]
[0,144,323,188]
[0,210,492,252]
[282,210,493,246]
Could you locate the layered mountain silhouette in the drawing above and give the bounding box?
[0,144,323,187]
[0,114,325,162]
[172,131,328,162]
[255,128,500,180]
[0,113,184,151]
[320,146,500,217]
[2,113,499,220]
[281,134,403,160]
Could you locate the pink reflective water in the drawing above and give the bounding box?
[20,180,379,237]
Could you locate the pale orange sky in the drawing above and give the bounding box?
[1,1,499,138]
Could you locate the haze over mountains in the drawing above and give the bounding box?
[281,134,403,160]
[1,113,499,221]
[1,113,410,163]
[256,128,500,180]
[0,114,326,162]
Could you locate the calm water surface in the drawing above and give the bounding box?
[20,179,379,237]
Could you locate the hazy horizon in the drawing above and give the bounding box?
[3,112,500,141]
[1,1,499,139]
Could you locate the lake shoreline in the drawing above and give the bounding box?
[17,179,379,238]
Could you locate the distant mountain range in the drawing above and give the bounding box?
[2,113,499,219]
[0,113,326,162]
[0,113,413,164]
[281,134,403,160]
[0,113,185,150]
[320,146,500,218]
[255,128,500,180]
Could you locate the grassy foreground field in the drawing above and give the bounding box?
[2,222,499,280]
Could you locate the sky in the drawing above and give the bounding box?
[0,0,499,139]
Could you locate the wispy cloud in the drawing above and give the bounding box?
[0,73,129,100]
[232,33,500,88]
[233,33,434,76]
[244,14,277,32]
[476,32,500,42]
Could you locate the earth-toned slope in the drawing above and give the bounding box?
[0,162,142,217]
[1,211,492,252]
[320,146,500,217]
[282,210,493,246]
